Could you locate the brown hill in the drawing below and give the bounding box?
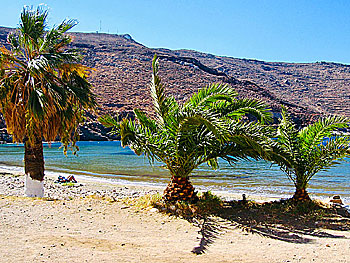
[0,26,349,140]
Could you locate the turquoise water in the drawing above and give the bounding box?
[0,141,349,200]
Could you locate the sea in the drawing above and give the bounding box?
[0,141,349,203]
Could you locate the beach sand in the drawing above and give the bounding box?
[0,171,350,263]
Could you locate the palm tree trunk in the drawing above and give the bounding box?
[24,136,45,197]
[163,176,199,203]
[292,188,311,202]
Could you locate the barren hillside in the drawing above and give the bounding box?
[0,26,349,140]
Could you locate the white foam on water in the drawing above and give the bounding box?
[0,165,24,174]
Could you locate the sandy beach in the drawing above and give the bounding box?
[1,170,350,263]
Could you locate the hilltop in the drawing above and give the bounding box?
[0,26,349,140]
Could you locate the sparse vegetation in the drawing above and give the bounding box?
[129,193,163,210]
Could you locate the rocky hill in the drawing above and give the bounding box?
[0,26,349,140]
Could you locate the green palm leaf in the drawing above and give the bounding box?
[299,115,349,155]
[183,83,237,109]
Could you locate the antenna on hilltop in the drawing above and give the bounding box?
[99,20,102,32]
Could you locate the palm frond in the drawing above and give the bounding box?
[220,121,272,162]
[150,54,169,124]
[19,6,48,43]
[299,115,350,154]
[134,108,158,132]
[213,98,272,124]
[183,83,237,109]
[177,108,230,143]
[98,115,119,129]
[276,106,301,163]
[304,136,350,184]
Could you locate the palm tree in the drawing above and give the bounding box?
[100,55,272,203]
[0,6,96,197]
[270,107,350,202]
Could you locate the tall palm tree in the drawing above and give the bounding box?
[100,55,272,203]
[270,107,350,202]
[0,6,96,197]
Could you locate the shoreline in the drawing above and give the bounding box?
[0,164,349,206]
[1,140,350,204]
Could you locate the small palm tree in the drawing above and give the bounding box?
[270,107,350,202]
[0,6,96,196]
[100,55,272,203]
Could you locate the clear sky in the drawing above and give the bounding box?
[1,0,350,64]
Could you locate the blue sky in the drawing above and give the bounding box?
[1,0,350,64]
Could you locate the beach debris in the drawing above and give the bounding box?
[149,207,158,213]
[330,195,343,205]
[242,194,247,204]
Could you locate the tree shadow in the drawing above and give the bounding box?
[217,200,350,244]
[189,199,350,254]
[156,197,350,254]
[191,216,230,255]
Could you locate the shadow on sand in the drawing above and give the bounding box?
[190,200,350,254]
